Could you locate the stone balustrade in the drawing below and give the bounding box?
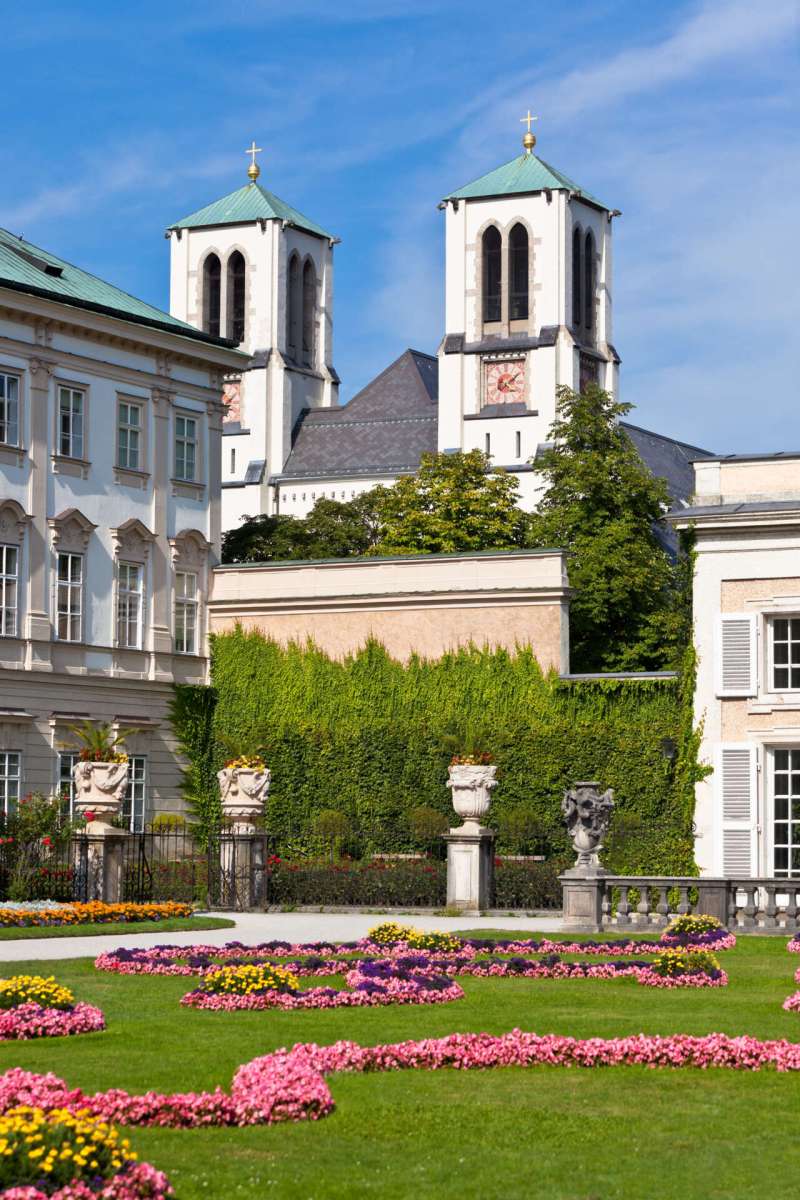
[561,873,800,933]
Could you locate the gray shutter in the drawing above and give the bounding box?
[719,745,757,877]
[716,614,757,697]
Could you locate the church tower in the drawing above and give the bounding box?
[438,116,619,508]
[166,144,339,532]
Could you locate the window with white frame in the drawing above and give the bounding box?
[56,553,82,641]
[58,751,78,818]
[117,401,143,471]
[0,545,18,637]
[174,571,198,654]
[0,373,20,446]
[0,751,21,816]
[174,414,197,481]
[771,618,800,691]
[772,748,800,878]
[117,562,143,649]
[58,387,84,459]
[122,755,147,832]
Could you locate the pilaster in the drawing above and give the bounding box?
[150,387,174,671]
[26,356,56,669]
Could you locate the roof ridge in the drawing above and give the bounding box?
[620,419,714,457]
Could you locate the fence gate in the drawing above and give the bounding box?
[207,830,267,911]
[121,824,207,905]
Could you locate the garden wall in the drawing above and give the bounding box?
[172,629,702,876]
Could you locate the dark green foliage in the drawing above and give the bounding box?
[527,384,690,672]
[168,685,220,844]
[221,491,385,563]
[175,629,703,875]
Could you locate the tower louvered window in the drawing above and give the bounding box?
[508,224,528,320]
[228,251,246,344]
[203,255,221,337]
[482,227,501,323]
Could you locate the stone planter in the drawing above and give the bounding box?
[446,763,497,830]
[72,760,129,824]
[217,766,271,832]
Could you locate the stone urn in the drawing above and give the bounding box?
[217,765,271,833]
[447,763,497,829]
[72,760,129,826]
[561,781,614,872]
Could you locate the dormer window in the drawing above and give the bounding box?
[508,224,528,321]
[482,227,501,323]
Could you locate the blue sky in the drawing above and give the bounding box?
[2,0,797,452]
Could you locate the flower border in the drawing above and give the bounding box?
[0,1002,105,1041]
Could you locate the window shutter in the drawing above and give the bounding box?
[718,744,758,877]
[716,614,757,697]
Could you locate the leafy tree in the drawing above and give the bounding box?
[222,490,385,563]
[526,384,688,672]
[375,450,528,555]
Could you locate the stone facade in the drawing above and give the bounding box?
[671,454,800,879]
[208,548,571,667]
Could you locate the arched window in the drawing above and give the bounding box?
[482,227,501,323]
[571,228,582,328]
[508,224,529,321]
[227,251,246,344]
[584,231,595,336]
[202,254,221,337]
[302,259,316,367]
[286,253,300,361]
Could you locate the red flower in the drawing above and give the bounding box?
[84,810,96,823]
[42,836,52,847]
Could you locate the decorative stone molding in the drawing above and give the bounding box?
[447,763,497,830]
[110,517,155,565]
[562,781,614,871]
[72,759,129,822]
[0,499,30,544]
[34,321,54,347]
[28,357,56,380]
[48,508,97,553]
[169,528,211,569]
[217,765,270,831]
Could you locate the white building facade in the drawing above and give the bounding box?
[166,156,339,532]
[672,453,800,880]
[0,226,245,826]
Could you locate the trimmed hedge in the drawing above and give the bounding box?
[171,630,703,877]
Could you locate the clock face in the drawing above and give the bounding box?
[484,358,526,405]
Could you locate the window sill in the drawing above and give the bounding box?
[748,696,800,714]
[0,444,25,467]
[170,478,206,499]
[114,466,150,490]
[52,455,91,479]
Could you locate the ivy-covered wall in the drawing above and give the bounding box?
[172,629,702,874]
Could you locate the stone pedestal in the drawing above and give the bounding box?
[444,826,495,914]
[559,869,606,932]
[76,825,130,902]
[695,879,731,927]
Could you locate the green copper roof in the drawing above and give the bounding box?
[444,153,606,208]
[0,226,240,350]
[169,181,332,239]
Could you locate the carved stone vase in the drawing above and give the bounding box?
[72,760,129,826]
[217,766,271,833]
[561,780,614,872]
[447,764,497,830]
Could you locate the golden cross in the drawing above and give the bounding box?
[245,141,263,169]
[520,110,538,133]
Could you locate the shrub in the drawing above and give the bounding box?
[267,858,446,908]
[494,857,567,909]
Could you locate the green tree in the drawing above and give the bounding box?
[222,490,385,563]
[375,450,528,555]
[526,384,688,672]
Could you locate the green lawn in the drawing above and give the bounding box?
[1,935,799,1199]
[0,916,235,941]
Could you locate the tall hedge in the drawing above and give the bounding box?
[174,629,702,875]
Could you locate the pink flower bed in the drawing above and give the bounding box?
[2,1027,800,1141]
[788,935,800,953]
[783,992,800,1013]
[0,1001,105,1041]
[635,968,728,988]
[2,1161,172,1198]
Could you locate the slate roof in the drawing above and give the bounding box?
[275,350,438,481]
[0,227,238,349]
[444,153,607,209]
[169,181,332,240]
[620,421,714,507]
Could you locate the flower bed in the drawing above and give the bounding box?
[2,1028,799,1143]
[788,934,800,953]
[0,976,105,1042]
[181,960,465,1011]
[659,914,736,950]
[0,1104,172,1198]
[0,901,193,929]
[783,992,800,1013]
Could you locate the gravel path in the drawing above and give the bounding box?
[0,910,566,962]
